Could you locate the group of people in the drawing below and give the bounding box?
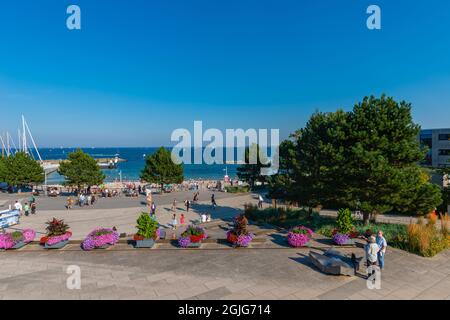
[364,230,387,278]
[66,192,97,210]
[14,197,37,216]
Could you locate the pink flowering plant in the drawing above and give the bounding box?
[81,227,120,251]
[40,218,72,246]
[287,226,313,247]
[0,229,36,250]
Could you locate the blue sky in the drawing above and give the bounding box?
[1,0,450,147]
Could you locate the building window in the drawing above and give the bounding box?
[439,149,450,156]
[438,134,450,141]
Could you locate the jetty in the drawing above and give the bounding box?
[42,157,127,174]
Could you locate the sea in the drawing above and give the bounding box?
[37,147,240,184]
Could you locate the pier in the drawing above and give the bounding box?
[41,157,127,174]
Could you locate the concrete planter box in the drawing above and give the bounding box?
[185,242,202,248]
[134,239,155,248]
[333,238,355,246]
[44,240,69,249]
[11,241,27,250]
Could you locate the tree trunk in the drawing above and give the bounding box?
[362,211,370,226]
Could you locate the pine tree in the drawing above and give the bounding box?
[2,152,44,191]
[58,149,105,190]
[140,147,184,191]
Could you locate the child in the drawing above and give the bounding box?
[172,213,178,230]
[180,213,185,225]
[24,202,30,216]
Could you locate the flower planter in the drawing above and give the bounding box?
[134,238,155,248]
[332,233,355,246]
[0,229,36,250]
[45,240,69,249]
[287,226,313,248]
[227,231,254,247]
[82,228,120,251]
[184,241,202,248]
[11,241,27,250]
[178,225,207,248]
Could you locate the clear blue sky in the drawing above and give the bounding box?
[0,0,450,147]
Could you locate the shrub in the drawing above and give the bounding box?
[135,212,159,240]
[225,186,250,193]
[336,208,354,234]
[406,218,450,257]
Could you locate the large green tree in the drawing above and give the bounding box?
[140,147,184,190]
[1,152,44,191]
[58,149,105,190]
[274,95,442,224]
[236,143,270,188]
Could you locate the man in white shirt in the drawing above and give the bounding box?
[14,200,23,215]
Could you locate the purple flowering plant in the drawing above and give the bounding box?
[332,233,350,245]
[82,227,120,251]
[287,226,313,247]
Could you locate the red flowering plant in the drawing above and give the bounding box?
[178,225,207,247]
[40,218,72,246]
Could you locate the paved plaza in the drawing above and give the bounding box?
[1,246,450,300]
[1,191,450,300]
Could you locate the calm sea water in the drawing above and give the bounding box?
[37,148,239,184]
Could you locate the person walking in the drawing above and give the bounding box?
[185,199,190,212]
[31,201,37,215]
[151,202,156,215]
[172,199,177,212]
[180,213,185,225]
[376,230,387,270]
[211,194,217,209]
[365,236,380,280]
[14,200,23,216]
[23,202,30,217]
[258,194,264,209]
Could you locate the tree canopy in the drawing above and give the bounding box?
[269,95,442,224]
[0,152,44,189]
[140,147,184,189]
[58,149,105,189]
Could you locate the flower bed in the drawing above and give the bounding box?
[82,228,120,251]
[0,229,36,250]
[41,218,72,249]
[227,215,254,247]
[226,231,254,247]
[178,225,207,248]
[287,226,313,247]
[332,233,352,245]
